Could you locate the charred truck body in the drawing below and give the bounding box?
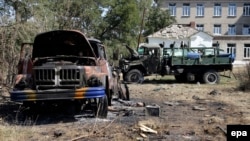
[119,43,235,84]
[10,30,129,118]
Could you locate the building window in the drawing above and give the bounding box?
[182,3,190,16]
[196,24,204,31]
[242,24,250,35]
[228,24,236,35]
[196,4,204,16]
[214,3,222,16]
[169,3,176,16]
[227,43,236,57]
[213,42,220,48]
[228,3,236,16]
[214,24,221,35]
[244,44,250,58]
[243,3,250,16]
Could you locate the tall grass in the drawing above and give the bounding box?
[236,63,250,91]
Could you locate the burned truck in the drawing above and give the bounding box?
[10,30,129,118]
[119,43,235,84]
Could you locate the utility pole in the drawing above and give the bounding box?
[137,7,146,51]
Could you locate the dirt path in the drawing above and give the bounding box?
[0,76,249,141]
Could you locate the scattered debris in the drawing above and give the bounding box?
[136,137,144,141]
[216,125,227,135]
[163,101,180,106]
[53,130,64,138]
[140,133,147,138]
[136,102,145,107]
[146,104,160,116]
[192,95,200,100]
[139,124,158,134]
[122,109,134,116]
[209,89,220,95]
[108,106,134,116]
[117,99,133,106]
[117,99,145,107]
[152,87,165,91]
[192,106,207,111]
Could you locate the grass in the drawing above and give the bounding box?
[234,64,250,91]
[0,66,249,141]
[0,125,38,141]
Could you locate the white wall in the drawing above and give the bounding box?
[190,32,213,47]
[148,32,213,48]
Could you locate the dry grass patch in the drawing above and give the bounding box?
[0,125,39,141]
[233,65,250,91]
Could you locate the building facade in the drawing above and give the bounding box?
[160,0,250,64]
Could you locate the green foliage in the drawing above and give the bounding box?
[0,0,175,84]
[144,6,176,36]
[99,0,140,41]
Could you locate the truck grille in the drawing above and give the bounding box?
[34,69,55,85]
[59,69,80,85]
[34,67,83,88]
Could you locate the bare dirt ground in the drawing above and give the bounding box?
[0,69,250,141]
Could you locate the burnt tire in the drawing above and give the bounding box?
[95,95,108,118]
[125,69,143,83]
[202,70,220,84]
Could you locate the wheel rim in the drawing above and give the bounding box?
[206,73,217,83]
[130,73,140,82]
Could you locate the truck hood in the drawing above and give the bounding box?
[125,45,139,58]
[32,30,96,59]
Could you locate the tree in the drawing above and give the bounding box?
[98,0,140,42]
[51,0,103,35]
[0,0,175,85]
[143,6,176,36]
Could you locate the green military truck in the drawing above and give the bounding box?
[119,43,235,84]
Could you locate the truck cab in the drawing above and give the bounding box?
[119,44,162,82]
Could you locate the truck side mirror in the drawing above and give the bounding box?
[119,54,123,59]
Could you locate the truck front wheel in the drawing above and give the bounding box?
[202,70,220,84]
[95,95,108,118]
[125,69,143,83]
[105,76,112,106]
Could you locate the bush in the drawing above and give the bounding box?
[237,62,250,91]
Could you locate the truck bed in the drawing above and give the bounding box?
[164,47,235,66]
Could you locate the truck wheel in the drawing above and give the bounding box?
[105,76,112,106]
[202,70,220,84]
[186,72,195,82]
[95,95,108,118]
[126,69,143,83]
[174,74,187,82]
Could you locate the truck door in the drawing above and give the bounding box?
[18,43,33,74]
[15,43,33,86]
[144,48,160,74]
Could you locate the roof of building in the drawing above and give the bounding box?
[147,24,208,39]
